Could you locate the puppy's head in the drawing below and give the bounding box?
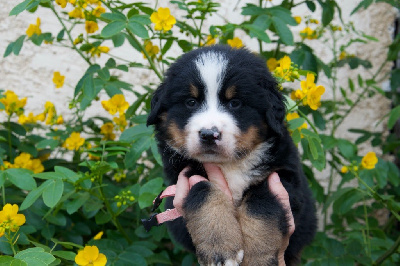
[147,45,286,163]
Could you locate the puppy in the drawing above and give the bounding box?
[147,45,317,265]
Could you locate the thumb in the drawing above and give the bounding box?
[203,163,232,201]
[268,172,295,236]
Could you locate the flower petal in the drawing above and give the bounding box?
[75,250,90,266]
[93,253,107,266]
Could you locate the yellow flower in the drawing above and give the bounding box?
[45,101,55,112]
[64,132,85,151]
[93,231,103,240]
[290,89,306,101]
[300,27,317,40]
[100,122,116,140]
[0,90,27,116]
[113,114,127,131]
[341,166,348,174]
[227,37,243,49]
[361,152,378,170]
[46,109,56,125]
[300,73,315,93]
[150,7,176,32]
[353,166,359,172]
[73,35,84,45]
[0,161,12,171]
[57,115,64,125]
[92,5,106,17]
[75,246,107,266]
[18,112,37,125]
[0,204,26,237]
[310,19,319,24]
[306,85,325,110]
[267,58,278,71]
[26,18,41,37]
[85,21,99,34]
[274,56,293,81]
[36,113,46,122]
[101,94,129,115]
[293,16,301,24]
[86,0,100,4]
[205,35,216,46]
[69,8,84,19]
[339,51,347,60]
[13,153,44,173]
[53,71,65,88]
[89,46,110,57]
[142,40,160,59]
[55,0,68,8]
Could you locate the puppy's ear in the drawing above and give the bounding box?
[265,89,286,137]
[147,83,166,126]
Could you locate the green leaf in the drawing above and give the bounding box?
[101,21,126,38]
[6,168,36,190]
[34,172,62,180]
[271,16,293,45]
[101,12,126,22]
[4,42,14,58]
[36,139,59,149]
[351,0,373,15]
[13,35,26,56]
[161,39,174,55]
[66,192,90,214]
[306,0,316,12]
[127,21,149,39]
[51,251,76,261]
[95,212,112,224]
[321,0,335,26]
[337,139,356,159]
[116,252,147,266]
[120,124,154,142]
[20,180,50,210]
[42,179,64,208]
[288,118,306,130]
[112,33,125,47]
[150,139,163,166]
[388,105,400,130]
[129,15,151,25]
[15,247,56,266]
[0,256,27,266]
[243,24,271,43]
[124,136,151,168]
[308,137,319,160]
[140,177,163,195]
[390,69,400,92]
[10,0,34,16]
[55,166,79,182]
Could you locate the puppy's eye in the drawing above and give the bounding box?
[185,98,198,109]
[228,99,242,109]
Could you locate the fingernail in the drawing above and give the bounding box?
[272,173,280,183]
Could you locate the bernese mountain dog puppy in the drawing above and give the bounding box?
[147,45,317,266]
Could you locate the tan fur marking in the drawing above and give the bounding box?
[236,126,264,153]
[184,184,244,265]
[225,86,237,100]
[237,203,283,266]
[167,121,187,150]
[190,84,199,98]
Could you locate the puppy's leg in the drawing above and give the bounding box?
[237,183,288,266]
[183,181,244,266]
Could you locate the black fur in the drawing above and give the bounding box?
[147,45,317,265]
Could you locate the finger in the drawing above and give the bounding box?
[268,173,295,236]
[203,163,232,201]
[188,175,208,189]
[173,167,191,214]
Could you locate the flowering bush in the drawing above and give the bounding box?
[1,0,400,265]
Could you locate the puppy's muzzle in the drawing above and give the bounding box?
[199,126,221,145]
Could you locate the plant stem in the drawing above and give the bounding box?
[126,30,163,81]
[298,109,319,134]
[50,5,92,65]
[374,234,400,265]
[363,197,371,257]
[7,115,12,161]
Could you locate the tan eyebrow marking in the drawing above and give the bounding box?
[225,85,236,100]
[190,84,199,98]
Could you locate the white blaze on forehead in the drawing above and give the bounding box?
[184,51,239,161]
[195,51,228,110]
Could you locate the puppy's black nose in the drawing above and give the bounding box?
[199,127,221,145]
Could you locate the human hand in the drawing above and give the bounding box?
[173,163,231,215]
[268,172,295,266]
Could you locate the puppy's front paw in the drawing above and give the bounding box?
[198,249,243,266]
[182,181,244,266]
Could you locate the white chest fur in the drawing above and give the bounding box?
[217,142,271,203]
